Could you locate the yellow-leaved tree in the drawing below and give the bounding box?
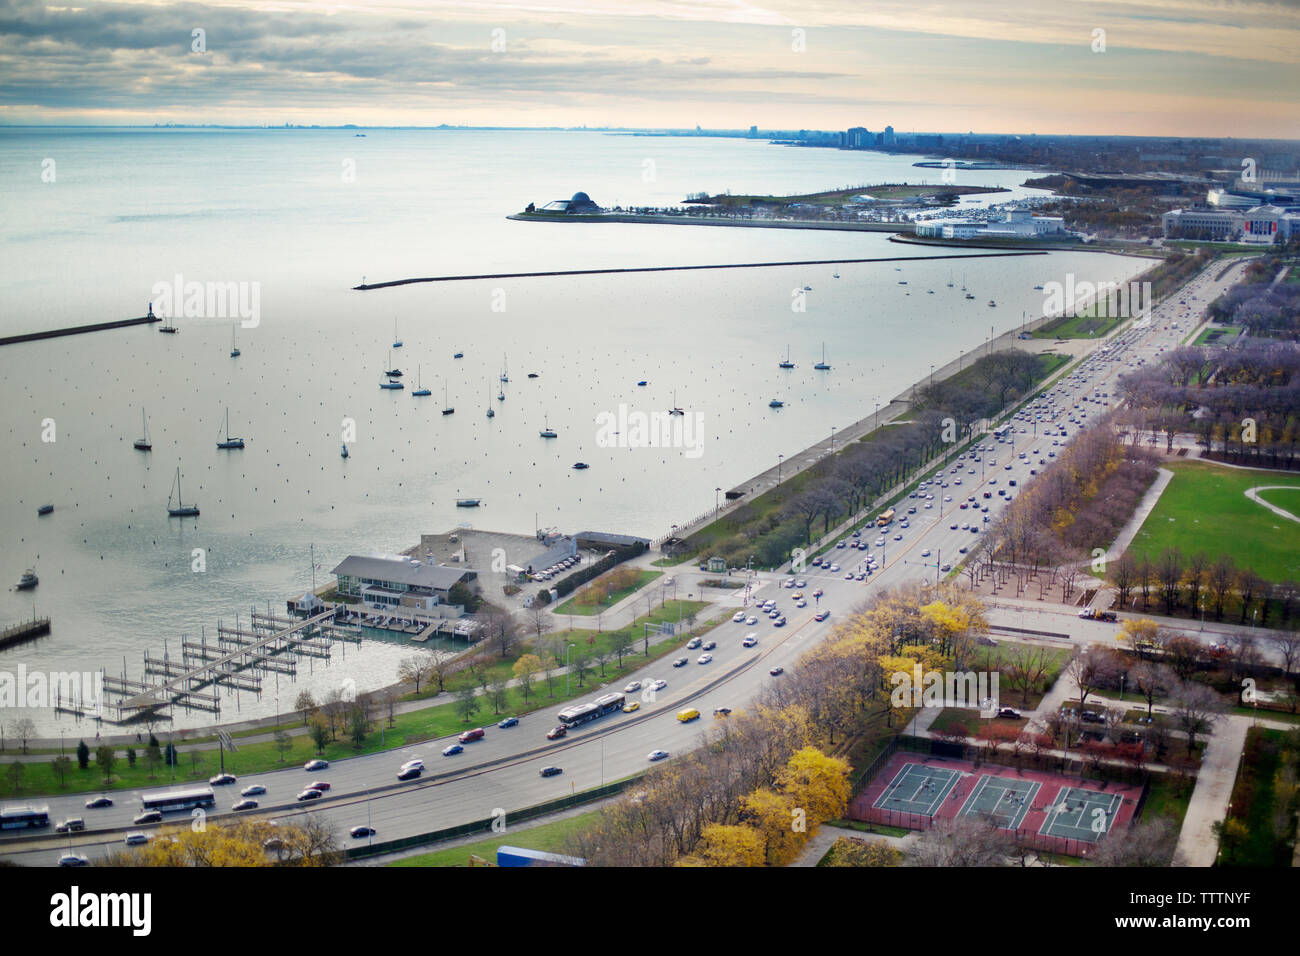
[777,746,852,834]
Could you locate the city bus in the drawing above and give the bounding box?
[139,786,216,814]
[876,508,896,527]
[0,804,50,830]
[992,424,1012,439]
[558,692,626,727]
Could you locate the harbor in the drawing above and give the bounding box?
[0,616,50,651]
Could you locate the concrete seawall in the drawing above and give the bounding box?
[0,315,158,347]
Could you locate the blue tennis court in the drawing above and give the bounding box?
[957,774,1040,830]
[1039,787,1122,844]
[872,762,961,816]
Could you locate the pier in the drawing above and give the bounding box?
[0,314,158,348]
[353,251,1047,291]
[0,616,50,651]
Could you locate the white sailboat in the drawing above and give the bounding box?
[540,414,557,438]
[230,325,240,358]
[814,344,831,370]
[134,408,152,451]
[441,383,454,415]
[392,317,402,349]
[167,467,199,517]
[216,408,245,449]
[669,390,684,416]
[486,383,495,418]
[412,365,431,397]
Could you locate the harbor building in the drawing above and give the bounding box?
[331,555,477,611]
[913,208,1066,241]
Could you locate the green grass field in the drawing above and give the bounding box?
[1257,486,1300,516]
[1032,312,1125,339]
[389,808,601,866]
[1193,325,1241,346]
[1127,461,1300,582]
[552,570,662,616]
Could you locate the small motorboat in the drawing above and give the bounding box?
[637,380,648,386]
[37,504,54,516]
[988,300,997,307]
[453,351,464,359]
[572,462,590,470]
[456,498,481,507]
[769,400,784,408]
[380,379,404,390]
[15,568,38,590]
[527,372,539,379]
[341,443,349,459]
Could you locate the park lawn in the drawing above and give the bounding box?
[389,808,602,866]
[1257,486,1300,516]
[973,640,1074,709]
[1126,460,1300,583]
[553,569,662,616]
[1193,325,1241,346]
[1219,727,1296,866]
[1033,312,1125,339]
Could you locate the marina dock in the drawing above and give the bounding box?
[0,616,51,650]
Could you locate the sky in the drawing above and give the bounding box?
[0,0,1297,137]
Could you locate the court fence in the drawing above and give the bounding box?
[850,805,1108,859]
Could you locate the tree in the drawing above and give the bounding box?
[95,745,117,784]
[1169,679,1227,755]
[512,654,541,703]
[397,656,430,694]
[308,715,330,754]
[273,729,293,764]
[145,740,163,778]
[5,761,24,794]
[1163,635,1203,681]
[572,651,592,688]
[348,708,369,749]
[11,718,36,755]
[1003,642,1053,707]
[688,823,767,867]
[741,787,803,866]
[822,837,903,867]
[295,690,318,725]
[1271,632,1300,678]
[487,677,510,715]
[454,684,480,723]
[1066,646,1121,709]
[1212,817,1249,863]
[906,815,1012,867]
[76,739,90,770]
[610,628,635,667]
[1118,618,1160,659]
[1131,660,1173,720]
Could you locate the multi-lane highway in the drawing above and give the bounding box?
[0,257,1253,866]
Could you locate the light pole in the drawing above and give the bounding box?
[777,454,784,484]
[830,426,836,454]
[715,487,721,519]
[929,364,934,387]
[874,401,880,429]
[565,642,575,696]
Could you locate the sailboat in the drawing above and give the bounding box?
[814,344,831,371]
[832,271,840,279]
[500,355,509,383]
[158,311,177,334]
[669,390,684,416]
[486,383,495,418]
[947,272,954,288]
[412,366,431,397]
[961,273,967,291]
[392,318,402,349]
[216,408,245,449]
[779,346,795,369]
[441,383,454,415]
[230,325,240,358]
[167,467,200,517]
[384,350,402,377]
[341,443,349,459]
[539,414,557,438]
[134,408,152,451]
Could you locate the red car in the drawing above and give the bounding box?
[546,726,567,740]
[307,781,331,792]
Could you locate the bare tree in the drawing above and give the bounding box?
[1168,680,1228,755]
[905,815,1013,867]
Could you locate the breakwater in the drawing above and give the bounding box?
[0,315,158,347]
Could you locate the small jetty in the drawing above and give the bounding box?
[0,312,160,348]
[0,616,51,651]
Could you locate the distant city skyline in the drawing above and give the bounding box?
[1,0,1297,138]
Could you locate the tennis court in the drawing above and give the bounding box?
[957,774,1041,830]
[873,762,961,817]
[1039,786,1123,844]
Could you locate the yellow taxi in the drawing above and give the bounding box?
[792,592,804,600]
[623,701,640,713]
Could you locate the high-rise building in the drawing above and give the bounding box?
[883,126,896,146]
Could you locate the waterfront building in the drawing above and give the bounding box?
[331,555,476,610]
[539,191,601,214]
[1240,204,1300,244]
[1161,207,1243,240]
[913,208,1066,241]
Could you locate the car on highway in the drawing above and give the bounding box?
[815,610,829,621]
[774,617,787,626]
[58,854,90,867]
[498,716,519,729]
[459,727,486,743]
[623,700,640,713]
[795,580,807,588]
[795,598,807,607]
[742,634,758,647]
[713,707,733,717]
[921,548,931,557]
[307,780,331,791]
[769,666,784,676]
[442,744,464,756]
[546,725,568,740]
[687,636,702,649]
[813,587,823,597]
[85,796,113,810]
[703,640,717,651]
[55,818,85,833]
[124,832,151,846]
[296,789,324,802]
[350,826,377,839]
[745,616,758,626]
[539,765,563,777]
[241,784,267,797]
[698,653,713,664]
[648,750,670,762]
[732,610,747,622]
[623,680,642,694]
[673,657,688,667]
[397,766,423,781]
[232,799,259,812]
[209,773,237,786]
[304,759,329,771]
[651,679,668,692]
[133,810,163,825]
[400,758,425,772]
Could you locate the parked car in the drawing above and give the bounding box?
[997,708,1023,719]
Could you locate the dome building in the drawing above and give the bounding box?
[538,191,602,214]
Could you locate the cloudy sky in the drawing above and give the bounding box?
[1,0,1297,136]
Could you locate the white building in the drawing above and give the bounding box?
[913,208,1066,241]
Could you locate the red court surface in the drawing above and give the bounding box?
[848,751,1143,857]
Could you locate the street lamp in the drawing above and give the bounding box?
[565,642,575,696]
[830,426,836,454]
[715,486,722,519]
[777,454,784,484]
[929,364,934,387]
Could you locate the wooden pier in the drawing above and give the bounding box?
[0,616,50,651]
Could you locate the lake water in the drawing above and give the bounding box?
[0,129,1149,733]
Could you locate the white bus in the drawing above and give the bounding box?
[139,786,216,814]
[0,804,51,830]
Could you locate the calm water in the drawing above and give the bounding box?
[0,129,1148,732]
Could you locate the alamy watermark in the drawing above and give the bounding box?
[1042,276,1151,323]
[595,404,705,459]
[890,666,999,717]
[150,273,261,328]
[0,665,103,712]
